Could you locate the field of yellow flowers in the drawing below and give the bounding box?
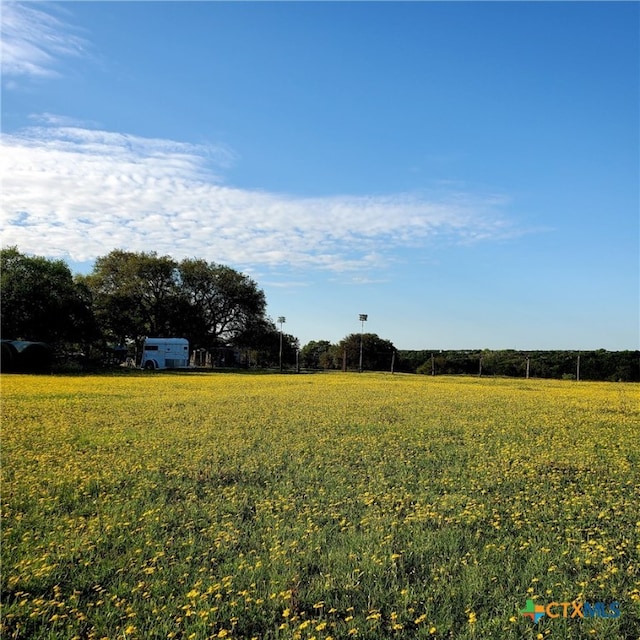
[2,372,639,639]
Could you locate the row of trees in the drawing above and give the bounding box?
[2,247,637,380]
[1,247,298,368]
[397,349,639,382]
[298,342,639,381]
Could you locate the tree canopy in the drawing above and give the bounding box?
[178,258,266,349]
[299,333,397,371]
[299,340,333,369]
[1,247,96,345]
[1,248,276,366]
[78,250,268,351]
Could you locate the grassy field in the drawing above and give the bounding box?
[1,372,639,640]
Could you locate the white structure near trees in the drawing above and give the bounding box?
[140,338,189,370]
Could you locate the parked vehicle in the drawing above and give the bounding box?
[140,338,189,370]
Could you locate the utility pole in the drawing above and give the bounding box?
[278,316,286,372]
[576,353,580,382]
[526,354,530,379]
[431,352,435,376]
[358,314,368,373]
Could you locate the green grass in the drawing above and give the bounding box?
[1,373,639,639]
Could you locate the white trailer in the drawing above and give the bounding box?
[140,338,189,370]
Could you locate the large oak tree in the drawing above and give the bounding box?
[83,250,269,351]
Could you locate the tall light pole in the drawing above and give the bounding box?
[358,314,368,373]
[278,316,286,372]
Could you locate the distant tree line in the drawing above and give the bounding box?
[395,349,639,382]
[2,247,637,380]
[298,342,638,381]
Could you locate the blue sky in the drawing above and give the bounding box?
[1,1,638,350]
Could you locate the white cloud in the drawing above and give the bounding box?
[1,2,86,79]
[1,123,515,272]
[28,112,100,128]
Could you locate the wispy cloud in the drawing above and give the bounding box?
[1,122,516,273]
[1,1,86,79]
[28,112,100,128]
